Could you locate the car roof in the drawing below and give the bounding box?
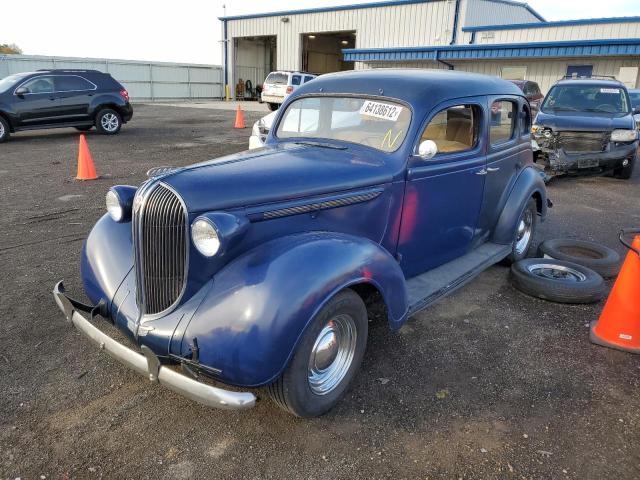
[554,78,625,88]
[293,69,524,111]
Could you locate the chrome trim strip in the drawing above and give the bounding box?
[53,281,256,410]
[261,190,383,220]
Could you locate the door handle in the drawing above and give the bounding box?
[487,167,500,172]
[476,169,488,175]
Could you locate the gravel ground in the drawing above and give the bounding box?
[1,104,639,480]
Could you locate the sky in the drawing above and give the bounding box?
[2,0,639,65]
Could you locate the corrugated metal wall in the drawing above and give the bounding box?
[462,22,640,45]
[462,0,541,27]
[361,57,640,93]
[226,0,457,86]
[0,55,224,100]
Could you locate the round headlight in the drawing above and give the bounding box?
[192,219,221,257]
[106,190,123,222]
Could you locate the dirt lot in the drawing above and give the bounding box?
[1,104,639,479]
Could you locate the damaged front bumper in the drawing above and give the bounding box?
[53,281,256,410]
[535,138,637,174]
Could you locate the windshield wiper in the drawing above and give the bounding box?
[293,141,347,150]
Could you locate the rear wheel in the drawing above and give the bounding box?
[267,289,368,417]
[95,108,122,135]
[0,116,9,143]
[268,103,279,112]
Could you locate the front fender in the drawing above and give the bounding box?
[179,232,408,387]
[81,214,134,308]
[491,166,548,245]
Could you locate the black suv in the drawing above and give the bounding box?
[532,77,639,179]
[0,69,133,142]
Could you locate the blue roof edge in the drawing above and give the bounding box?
[462,15,640,32]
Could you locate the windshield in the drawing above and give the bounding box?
[276,96,411,152]
[0,73,28,93]
[542,84,630,116]
[629,92,640,109]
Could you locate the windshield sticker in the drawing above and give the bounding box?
[600,88,620,94]
[360,101,403,121]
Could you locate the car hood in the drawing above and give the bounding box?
[160,143,393,213]
[536,111,634,131]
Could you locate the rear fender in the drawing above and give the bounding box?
[491,166,548,245]
[177,232,408,387]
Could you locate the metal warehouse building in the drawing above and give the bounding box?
[220,0,640,96]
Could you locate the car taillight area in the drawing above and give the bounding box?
[119,89,130,102]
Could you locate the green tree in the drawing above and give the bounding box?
[0,44,22,54]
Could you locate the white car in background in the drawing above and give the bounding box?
[249,111,278,149]
[261,71,317,111]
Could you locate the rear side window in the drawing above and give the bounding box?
[21,76,54,94]
[265,73,288,85]
[490,101,516,145]
[291,75,301,86]
[420,104,480,155]
[55,75,95,92]
[304,75,315,83]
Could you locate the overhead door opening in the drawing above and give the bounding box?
[302,31,356,75]
[233,35,276,100]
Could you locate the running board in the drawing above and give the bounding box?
[407,243,511,315]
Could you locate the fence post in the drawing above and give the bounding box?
[187,66,192,100]
[149,63,154,101]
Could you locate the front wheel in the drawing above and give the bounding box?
[505,198,538,264]
[0,116,9,143]
[95,108,122,135]
[267,289,368,417]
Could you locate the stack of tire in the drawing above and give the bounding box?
[510,239,620,303]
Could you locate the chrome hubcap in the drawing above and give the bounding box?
[101,113,119,132]
[0,121,4,138]
[515,210,533,255]
[308,314,357,396]
[527,263,587,282]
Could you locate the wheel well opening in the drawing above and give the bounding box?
[349,283,389,325]
[532,191,543,215]
[0,112,13,132]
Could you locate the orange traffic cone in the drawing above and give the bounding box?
[75,134,98,181]
[234,105,246,129]
[590,234,640,354]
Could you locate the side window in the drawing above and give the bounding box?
[20,76,54,94]
[55,75,95,92]
[304,75,314,83]
[420,104,479,155]
[490,100,516,145]
[291,75,301,86]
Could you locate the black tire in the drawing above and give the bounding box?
[538,238,621,278]
[75,125,93,132]
[504,198,538,264]
[267,289,368,417]
[0,116,10,143]
[510,258,605,304]
[95,108,122,135]
[268,103,279,112]
[612,153,636,180]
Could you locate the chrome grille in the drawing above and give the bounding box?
[134,184,187,315]
[558,131,608,153]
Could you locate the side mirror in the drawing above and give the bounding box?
[15,87,29,96]
[418,140,438,160]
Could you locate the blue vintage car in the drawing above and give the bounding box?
[54,69,549,417]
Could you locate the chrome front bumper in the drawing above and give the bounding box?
[53,281,256,410]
